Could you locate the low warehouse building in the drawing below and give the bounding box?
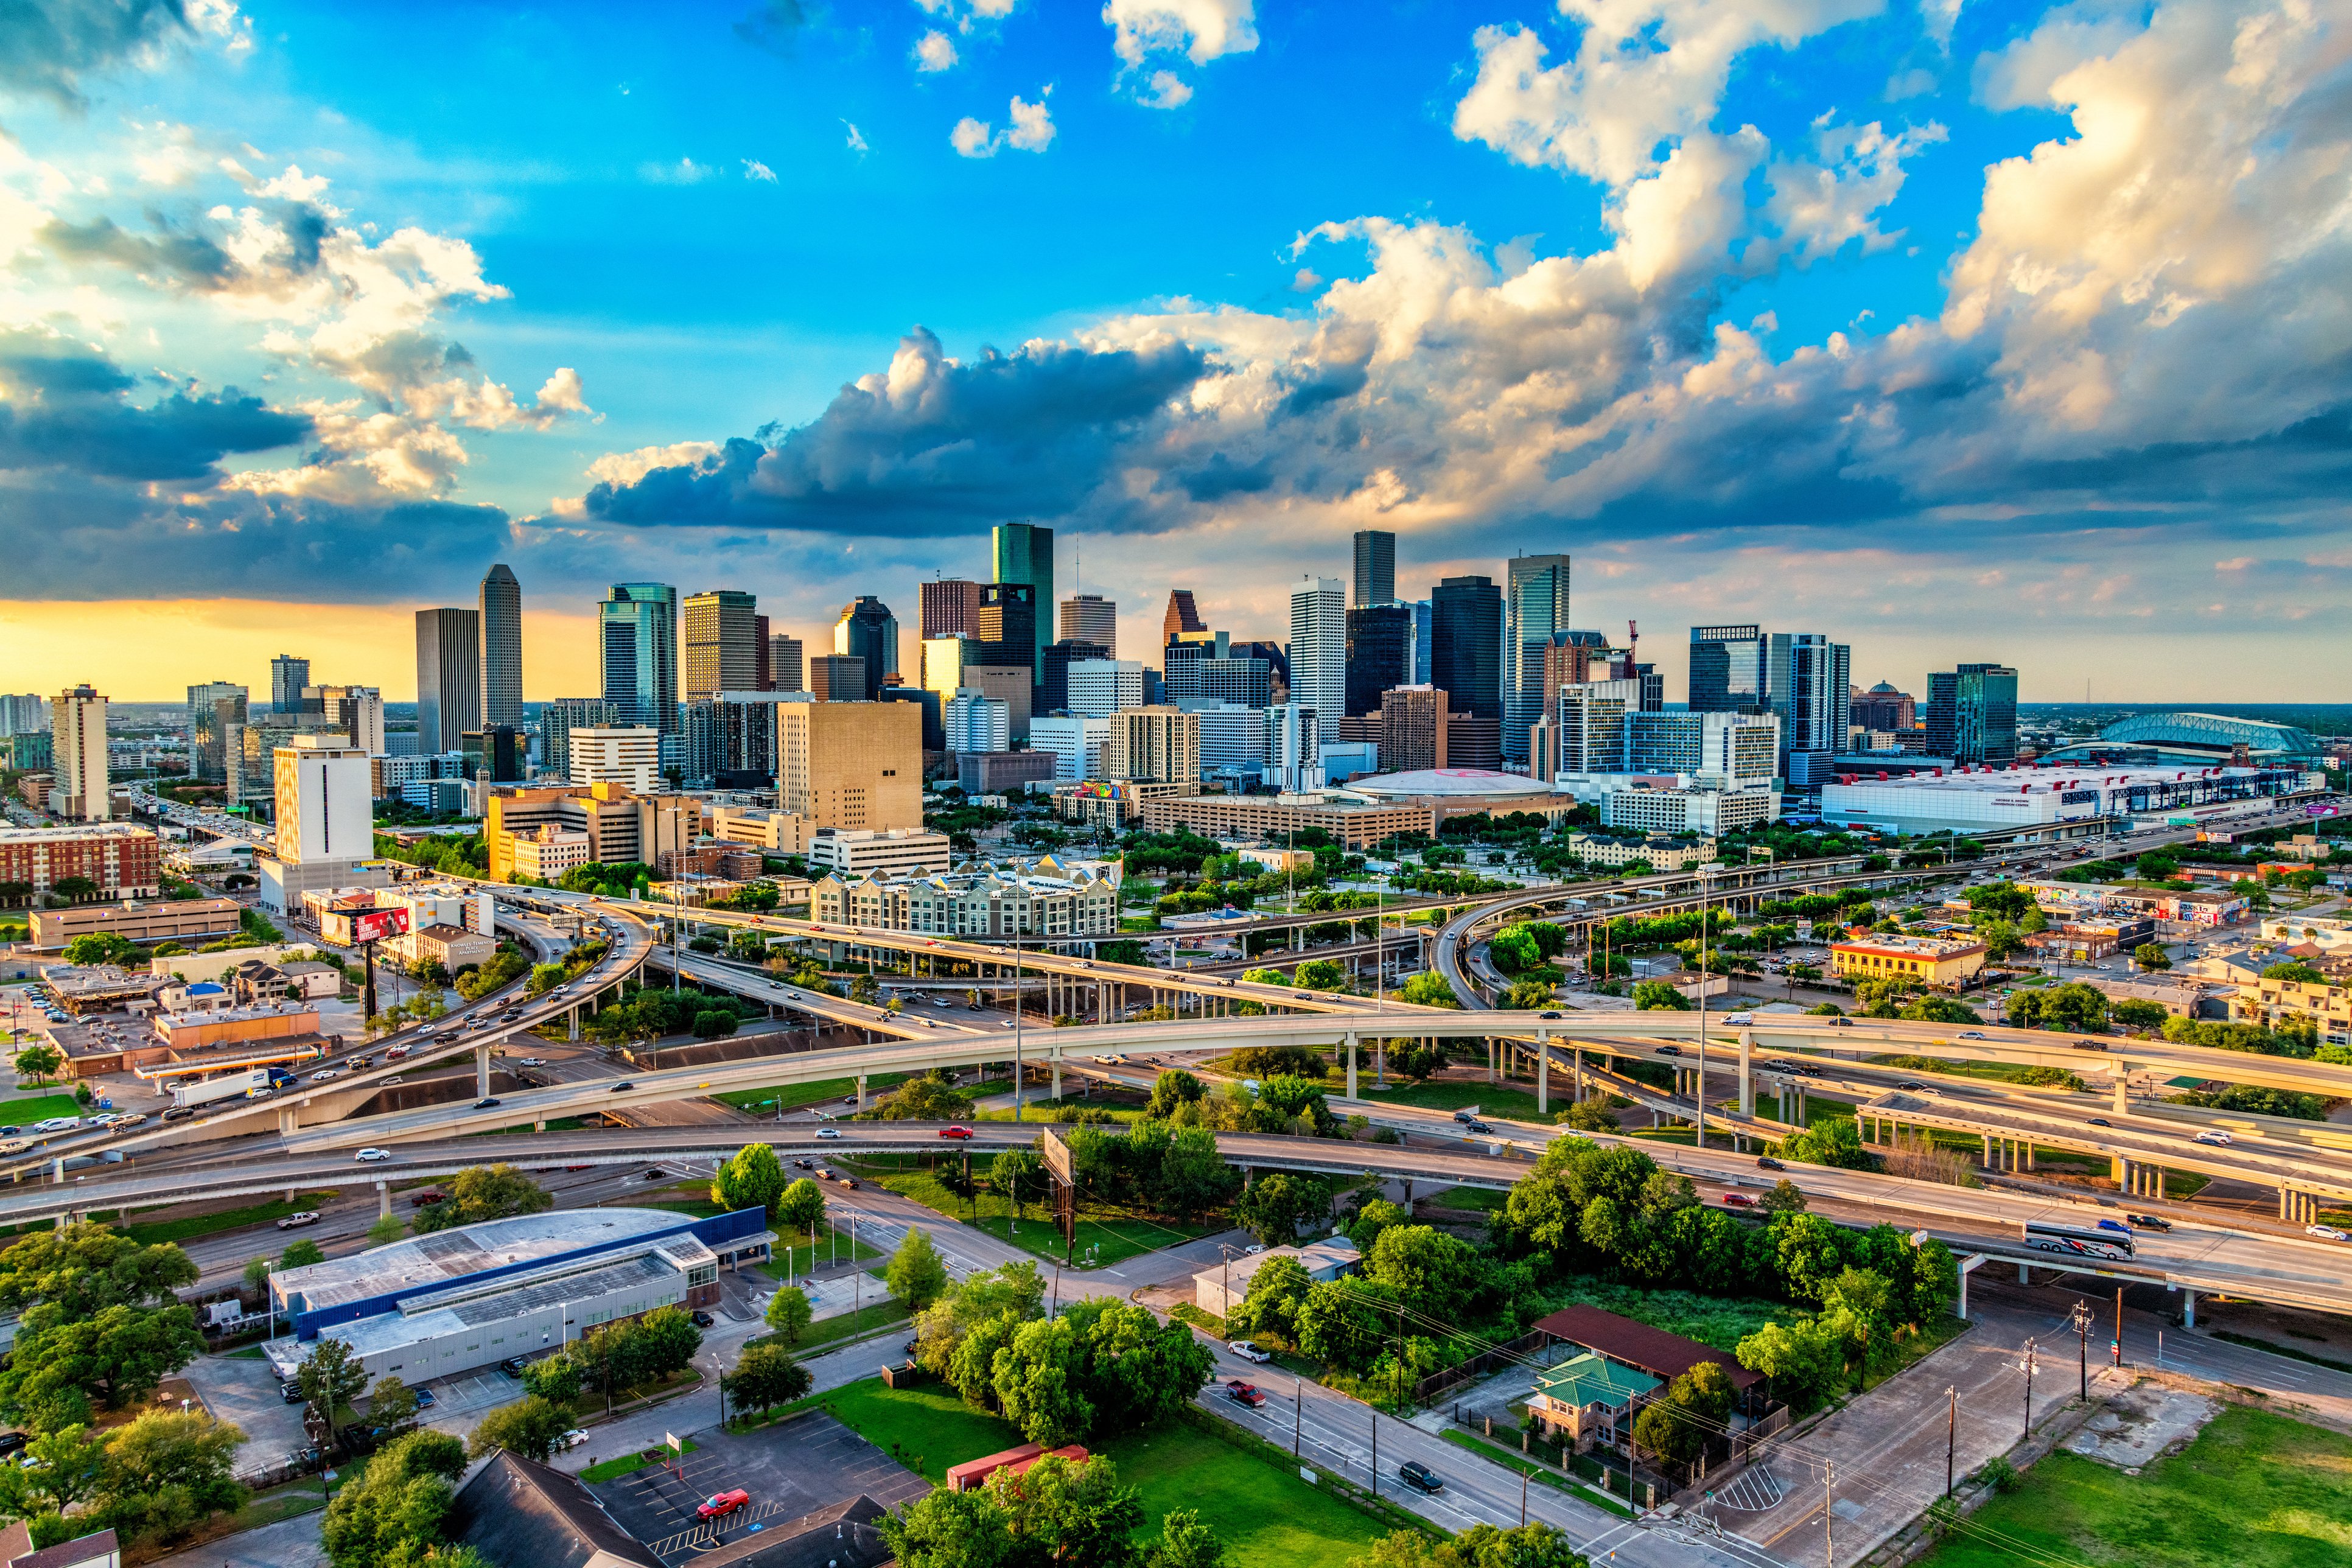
[265,1208,774,1384]
[1193,1235,1357,1318]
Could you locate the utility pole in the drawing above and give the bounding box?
[1370,1410,1377,1497]
[1945,1386,1956,1497]
[1520,1463,1528,1526]
[2022,1339,2037,1442]
[2113,1286,2124,1368]
[1294,1376,1302,1459]
[2072,1301,2090,1402]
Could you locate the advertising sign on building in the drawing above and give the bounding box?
[352,907,411,945]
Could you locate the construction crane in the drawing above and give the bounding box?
[1626,620,1638,663]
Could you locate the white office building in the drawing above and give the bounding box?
[1030,714,1110,783]
[569,727,662,791]
[1265,703,1324,793]
[1066,659,1145,719]
[806,827,955,877]
[943,688,1011,754]
[1190,704,1264,786]
[1288,577,1346,744]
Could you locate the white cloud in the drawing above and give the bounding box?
[1007,88,1056,151]
[844,121,870,153]
[1102,0,1258,66]
[639,157,713,184]
[1452,2,1881,190]
[741,158,777,181]
[952,88,1055,157]
[1762,117,1947,265]
[913,29,959,71]
[951,117,997,158]
[130,123,203,187]
[585,439,724,488]
[1138,69,1193,109]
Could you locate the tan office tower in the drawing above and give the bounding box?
[776,701,922,830]
[683,589,761,701]
[1104,705,1200,787]
[1379,685,1451,774]
[809,655,865,702]
[1059,593,1117,656]
[49,685,109,820]
[920,578,983,639]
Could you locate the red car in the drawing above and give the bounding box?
[1224,1380,1266,1408]
[1721,1193,1755,1209]
[697,1488,751,1521]
[938,1125,974,1139]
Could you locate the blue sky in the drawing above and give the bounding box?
[3,0,2348,700]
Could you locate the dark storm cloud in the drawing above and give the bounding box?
[0,0,189,105]
[40,214,236,289]
[0,327,307,481]
[578,327,1209,535]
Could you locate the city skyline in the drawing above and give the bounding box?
[4,1,2347,701]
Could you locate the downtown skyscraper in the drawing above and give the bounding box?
[990,522,1054,679]
[599,583,679,735]
[1503,553,1571,766]
[415,607,480,754]
[684,589,761,700]
[478,564,524,727]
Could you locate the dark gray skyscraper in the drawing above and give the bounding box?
[1503,553,1571,764]
[1430,575,1502,721]
[834,595,901,701]
[1768,631,1852,762]
[1352,530,1395,608]
[415,608,480,754]
[1689,625,1771,713]
[1926,663,2019,764]
[270,655,310,715]
[478,564,523,727]
[1345,604,1413,716]
[991,522,1054,679]
[599,583,679,733]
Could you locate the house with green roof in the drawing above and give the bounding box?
[1526,1351,1660,1451]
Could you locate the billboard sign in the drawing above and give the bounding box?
[1040,1127,1074,1186]
[352,908,410,945]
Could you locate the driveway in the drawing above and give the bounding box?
[184,1353,311,1478]
[146,1511,327,1568]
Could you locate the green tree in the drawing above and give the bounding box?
[61,933,141,966]
[1233,1172,1329,1247]
[466,1396,576,1462]
[1149,1508,1228,1568]
[1225,1255,1314,1346]
[869,1077,978,1121]
[241,1256,273,1298]
[281,1238,326,1269]
[295,1337,368,1445]
[410,1164,554,1233]
[320,1429,469,1568]
[2112,997,2169,1031]
[713,1142,788,1217]
[1293,959,1349,992]
[1153,1127,1239,1223]
[1757,1178,1808,1216]
[1963,882,2034,921]
[10,1424,108,1514]
[93,1408,246,1547]
[777,1175,828,1237]
[2007,981,2108,1033]
[1363,1225,1482,1321]
[991,1315,1094,1447]
[730,1342,812,1417]
[883,1454,1148,1568]
[989,1148,1043,1220]
[1633,980,1692,1011]
[0,1222,203,1424]
[1779,1117,1870,1170]
[887,1228,951,1311]
[520,1354,585,1405]
[365,1375,418,1432]
[1735,1317,1846,1413]
[1394,972,1461,1008]
[2135,943,2174,973]
[1145,1069,1206,1119]
[1975,919,2022,961]
[1504,978,1556,1010]
[366,1214,406,1246]
[765,1285,813,1344]
[2259,960,2322,984]
[12,1043,60,1087]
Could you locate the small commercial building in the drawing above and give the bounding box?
[157,1001,321,1051]
[1524,1352,1659,1451]
[947,1443,1090,1494]
[1193,1235,1359,1318]
[1532,1304,1766,1413]
[410,922,495,973]
[1564,833,1720,870]
[806,827,954,878]
[1827,933,1987,990]
[265,1208,774,1384]
[509,825,592,881]
[27,895,240,952]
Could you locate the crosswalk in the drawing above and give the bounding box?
[1709,1463,1787,1513]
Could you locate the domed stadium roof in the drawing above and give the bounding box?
[2095,712,2321,760]
[1345,768,1561,799]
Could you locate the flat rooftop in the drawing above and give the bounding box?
[274,1208,702,1312]
[1827,764,2286,794]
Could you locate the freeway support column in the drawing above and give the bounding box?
[1737,1031,1754,1119]
[2182,1289,2196,1328]
[569,1007,581,1041]
[377,1180,390,1219]
[1956,1254,1986,1321]
[2113,1075,2127,1115]
[1345,1034,1358,1101]
[476,1043,491,1099]
[1051,1050,1062,1102]
[856,1075,868,1112]
[1537,1030,1549,1116]
[279,1105,298,1136]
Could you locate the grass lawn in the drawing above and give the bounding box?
[579,1438,699,1483]
[798,1300,914,1349]
[1916,1405,2352,1568]
[0,1094,85,1125]
[841,1153,1222,1271]
[1536,1279,1799,1354]
[1423,1186,1505,1213]
[713,1072,911,1116]
[120,1192,340,1248]
[814,1381,1393,1568]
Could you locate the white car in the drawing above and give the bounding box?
[815,1127,842,1139]
[354,1148,392,1162]
[2308,1224,2349,1243]
[30,1117,79,1134]
[382,1076,406,1087]
[518,1057,546,1068]
[2194,1130,2233,1146]
[310,1069,342,1082]
[1228,1340,1271,1363]
[557,1429,590,1451]
[277,1211,320,1230]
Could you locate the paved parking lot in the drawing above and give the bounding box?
[185,1353,312,1477]
[592,1411,925,1566]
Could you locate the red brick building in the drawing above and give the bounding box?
[0,824,161,901]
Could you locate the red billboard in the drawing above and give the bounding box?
[352,908,410,945]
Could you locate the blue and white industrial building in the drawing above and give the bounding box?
[262,1207,773,1382]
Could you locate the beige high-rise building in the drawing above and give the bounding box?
[683,589,761,701]
[272,737,373,864]
[776,701,922,831]
[48,685,108,821]
[485,782,702,881]
[569,727,662,791]
[1104,705,1200,788]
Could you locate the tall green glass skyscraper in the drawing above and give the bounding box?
[990,522,1054,680]
[600,583,679,735]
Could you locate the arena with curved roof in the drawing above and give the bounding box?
[2045,712,2323,765]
